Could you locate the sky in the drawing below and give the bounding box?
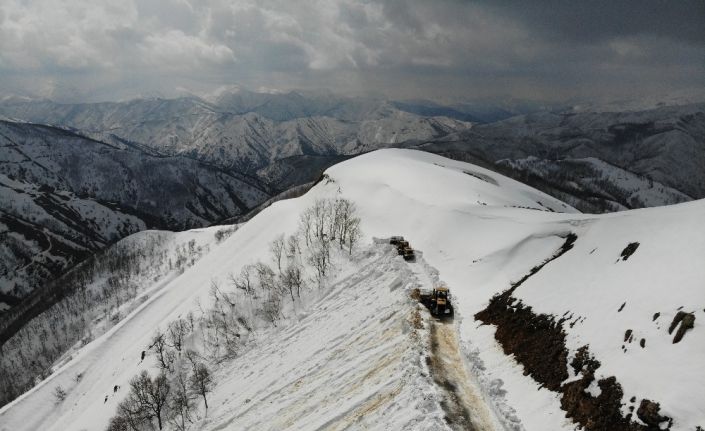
[0,0,703,103]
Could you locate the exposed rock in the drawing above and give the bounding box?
[624,329,633,343]
[562,375,636,431]
[475,294,568,391]
[620,242,640,261]
[637,399,672,429]
[475,234,674,431]
[668,311,696,343]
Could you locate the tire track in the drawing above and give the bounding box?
[405,253,498,431]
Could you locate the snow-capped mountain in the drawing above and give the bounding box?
[0,120,269,303]
[0,93,472,310]
[412,103,705,212]
[3,93,702,213]
[1,150,702,430]
[0,92,472,175]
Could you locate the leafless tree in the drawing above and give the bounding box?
[183,349,202,374]
[346,217,361,254]
[308,237,331,284]
[167,318,189,354]
[149,331,174,372]
[270,234,285,273]
[168,370,194,431]
[129,371,171,430]
[281,263,304,301]
[106,415,131,431]
[189,363,213,410]
[299,208,313,247]
[113,395,147,431]
[255,262,277,292]
[286,234,300,260]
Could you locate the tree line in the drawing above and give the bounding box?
[0,227,230,408]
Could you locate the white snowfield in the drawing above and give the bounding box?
[1,149,703,430]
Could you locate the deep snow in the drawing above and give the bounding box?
[1,149,703,430]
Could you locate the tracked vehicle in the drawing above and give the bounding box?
[419,286,454,318]
[390,237,416,261]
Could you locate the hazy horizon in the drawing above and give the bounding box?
[1,0,703,105]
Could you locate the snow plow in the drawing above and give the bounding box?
[389,236,416,261]
[417,287,454,318]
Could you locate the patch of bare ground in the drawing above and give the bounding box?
[475,233,673,431]
[427,320,497,431]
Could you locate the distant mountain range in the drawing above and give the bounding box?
[0,92,473,307]
[410,103,705,212]
[0,120,271,300]
[0,90,703,310]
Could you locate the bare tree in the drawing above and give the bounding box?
[168,370,194,431]
[261,290,282,324]
[346,216,361,254]
[149,331,174,372]
[106,415,130,431]
[282,263,304,301]
[299,208,313,247]
[308,238,331,284]
[229,264,255,297]
[130,371,171,430]
[255,262,277,292]
[311,199,331,241]
[270,234,285,273]
[183,349,202,374]
[286,234,300,260]
[332,198,361,253]
[113,395,148,431]
[210,279,236,308]
[189,363,213,410]
[167,318,189,355]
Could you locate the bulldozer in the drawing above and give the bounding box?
[396,240,410,253]
[401,246,415,261]
[389,236,404,246]
[418,286,454,318]
[394,240,415,261]
[389,236,415,261]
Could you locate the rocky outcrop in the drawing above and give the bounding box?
[475,234,674,431]
[668,311,696,343]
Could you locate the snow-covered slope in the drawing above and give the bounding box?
[1,149,702,431]
[0,120,269,303]
[496,156,692,211]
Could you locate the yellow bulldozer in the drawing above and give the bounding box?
[418,286,454,318]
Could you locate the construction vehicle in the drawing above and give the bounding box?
[389,236,404,246]
[396,240,410,254]
[418,286,454,318]
[395,241,415,261]
[389,236,415,261]
[401,246,415,261]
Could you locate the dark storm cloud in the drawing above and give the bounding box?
[481,0,705,44]
[0,0,702,103]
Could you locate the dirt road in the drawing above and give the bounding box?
[428,319,498,431]
[406,254,499,431]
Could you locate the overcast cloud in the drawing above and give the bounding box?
[0,0,703,103]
